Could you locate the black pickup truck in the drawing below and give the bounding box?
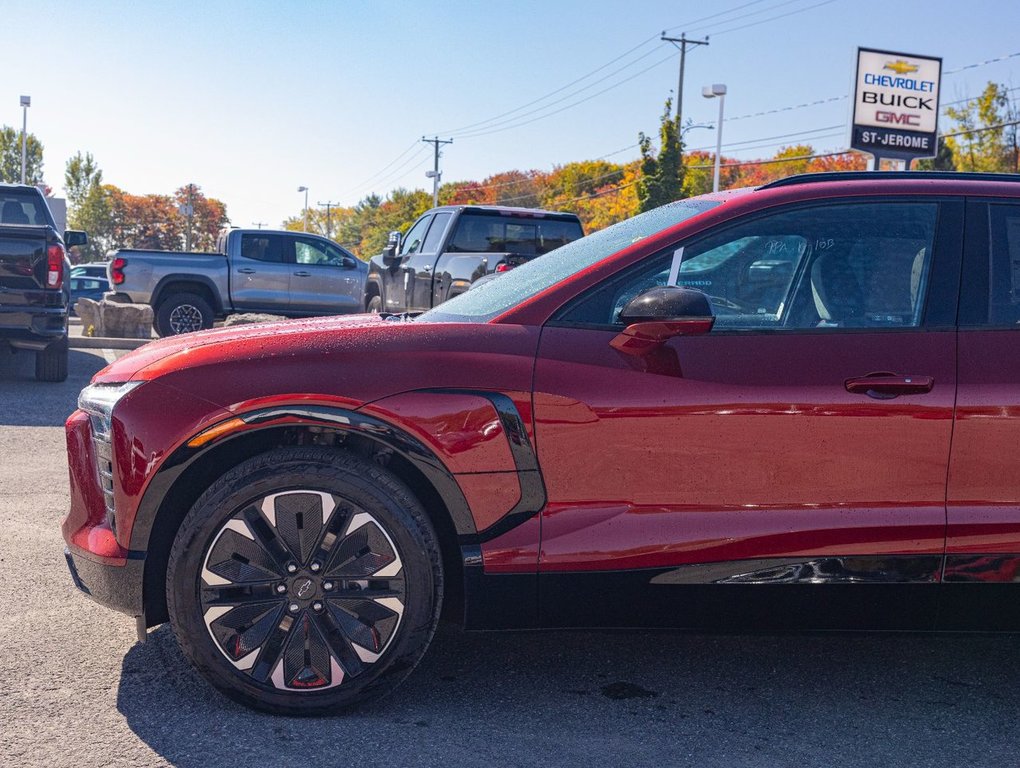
[365,205,584,313]
[0,184,87,381]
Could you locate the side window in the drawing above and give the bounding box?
[240,234,287,263]
[557,202,939,331]
[987,204,1020,326]
[400,216,432,257]
[421,212,452,254]
[294,238,351,266]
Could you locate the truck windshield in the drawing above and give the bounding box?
[418,198,720,324]
[0,189,53,227]
[445,213,583,256]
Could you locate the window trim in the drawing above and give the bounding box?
[958,198,1020,330]
[548,196,963,335]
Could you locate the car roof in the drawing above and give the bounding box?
[428,204,582,220]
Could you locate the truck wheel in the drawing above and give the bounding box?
[35,337,68,382]
[165,446,443,714]
[366,294,382,313]
[156,293,214,336]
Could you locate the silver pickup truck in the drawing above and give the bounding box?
[107,228,368,336]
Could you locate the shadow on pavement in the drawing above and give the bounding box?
[0,348,106,426]
[117,622,1020,767]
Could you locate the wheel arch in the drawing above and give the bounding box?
[151,275,223,315]
[137,409,473,628]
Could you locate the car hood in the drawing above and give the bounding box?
[93,314,389,384]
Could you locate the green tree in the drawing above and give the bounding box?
[914,138,956,171]
[64,152,102,209]
[944,82,1018,172]
[637,99,684,212]
[0,126,44,184]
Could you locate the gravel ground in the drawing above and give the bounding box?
[2,346,1020,767]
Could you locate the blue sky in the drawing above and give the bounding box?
[2,0,1018,229]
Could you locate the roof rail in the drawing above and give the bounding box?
[760,171,1020,190]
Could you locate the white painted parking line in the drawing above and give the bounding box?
[101,348,118,365]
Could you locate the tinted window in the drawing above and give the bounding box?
[986,204,1020,326]
[240,234,287,263]
[558,202,938,331]
[421,212,452,254]
[400,216,432,257]
[0,189,53,227]
[418,198,720,323]
[446,213,583,256]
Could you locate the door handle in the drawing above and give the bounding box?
[293,271,311,277]
[237,267,256,274]
[844,373,934,399]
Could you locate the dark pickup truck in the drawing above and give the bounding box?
[0,184,87,381]
[365,205,584,313]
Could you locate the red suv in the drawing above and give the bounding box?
[64,172,1020,714]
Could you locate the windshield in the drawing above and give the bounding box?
[418,198,721,323]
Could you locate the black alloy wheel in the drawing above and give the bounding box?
[166,447,443,714]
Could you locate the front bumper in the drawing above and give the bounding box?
[64,546,144,618]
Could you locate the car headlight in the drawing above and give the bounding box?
[77,381,144,531]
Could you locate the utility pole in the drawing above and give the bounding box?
[422,136,453,207]
[317,201,339,240]
[252,221,267,230]
[660,33,709,129]
[182,183,195,252]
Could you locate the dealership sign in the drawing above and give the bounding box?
[851,47,942,159]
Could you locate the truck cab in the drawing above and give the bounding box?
[365,205,583,313]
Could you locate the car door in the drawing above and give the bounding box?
[404,211,452,311]
[943,198,1020,629]
[385,214,431,312]
[231,233,292,311]
[289,236,361,314]
[533,199,963,631]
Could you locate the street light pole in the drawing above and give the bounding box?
[19,95,30,184]
[297,186,309,231]
[702,84,727,193]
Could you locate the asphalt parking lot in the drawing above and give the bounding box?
[3,347,1020,767]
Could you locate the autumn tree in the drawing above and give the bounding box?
[944,82,1019,172]
[174,185,230,251]
[637,99,684,212]
[0,126,44,184]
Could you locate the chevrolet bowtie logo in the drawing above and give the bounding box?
[884,59,919,75]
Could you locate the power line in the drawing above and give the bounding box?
[708,0,840,36]
[337,140,422,197]
[685,0,813,34]
[663,0,773,33]
[445,44,670,138]
[452,50,678,140]
[435,35,663,135]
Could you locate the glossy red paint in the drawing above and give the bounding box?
[948,330,1020,554]
[533,326,955,571]
[360,393,515,474]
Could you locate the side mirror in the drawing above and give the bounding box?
[382,231,402,266]
[611,286,714,356]
[64,230,89,248]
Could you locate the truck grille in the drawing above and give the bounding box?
[91,425,117,533]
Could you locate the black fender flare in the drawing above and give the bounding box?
[129,396,544,554]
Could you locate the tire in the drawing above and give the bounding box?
[35,336,68,382]
[166,446,443,714]
[155,292,214,336]
[366,293,382,313]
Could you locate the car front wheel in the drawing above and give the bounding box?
[165,446,443,714]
